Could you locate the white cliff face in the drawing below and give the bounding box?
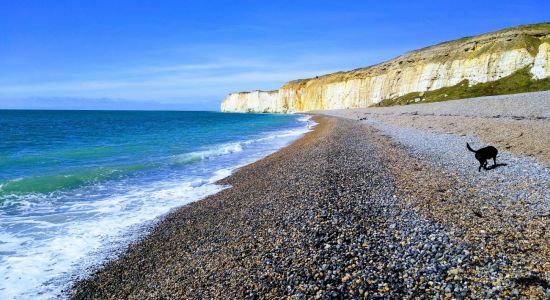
[221,26,550,113]
[220,91,281,113]
[531,42,550,79]
[291,48,536,109]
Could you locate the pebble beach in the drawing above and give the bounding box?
[72,94,549,299]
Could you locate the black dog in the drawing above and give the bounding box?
[467,143,498,171]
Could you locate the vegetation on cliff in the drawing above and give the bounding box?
[377,67,550,106]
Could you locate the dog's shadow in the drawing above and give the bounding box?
[485,163,508,170]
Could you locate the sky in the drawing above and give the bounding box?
[1,1,549,110]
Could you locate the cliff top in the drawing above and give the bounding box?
[282,22,550,89]
[230,89,279,96]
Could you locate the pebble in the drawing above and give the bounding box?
[70,117,550,299]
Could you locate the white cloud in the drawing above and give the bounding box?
[0,46,402,104]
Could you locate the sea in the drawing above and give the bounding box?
[0,110,312,299]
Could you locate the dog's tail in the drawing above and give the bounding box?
[466,143,477,153]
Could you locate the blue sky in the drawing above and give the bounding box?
[1,1,549,110]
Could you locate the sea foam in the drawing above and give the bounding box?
[0,113,312,299]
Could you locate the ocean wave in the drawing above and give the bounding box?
[0,176,229,300]
[296,115,312,122]
[1,116,313,203]
[250,127,311,143]
[0,113,314,299]
[173,142,244,164]
[172,121,311,165]
[0,165,151,198]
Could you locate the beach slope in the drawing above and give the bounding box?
[72,112,548,298]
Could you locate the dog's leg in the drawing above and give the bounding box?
[493,157,497,166]
[478,162,483,172]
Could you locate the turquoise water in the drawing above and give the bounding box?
[0,110,311,299]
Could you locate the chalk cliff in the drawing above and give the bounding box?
[221,23,550,113]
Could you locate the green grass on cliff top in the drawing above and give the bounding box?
[376,67,550,107]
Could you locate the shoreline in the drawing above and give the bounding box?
[0,112,312,300]
[71,114,548,298]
